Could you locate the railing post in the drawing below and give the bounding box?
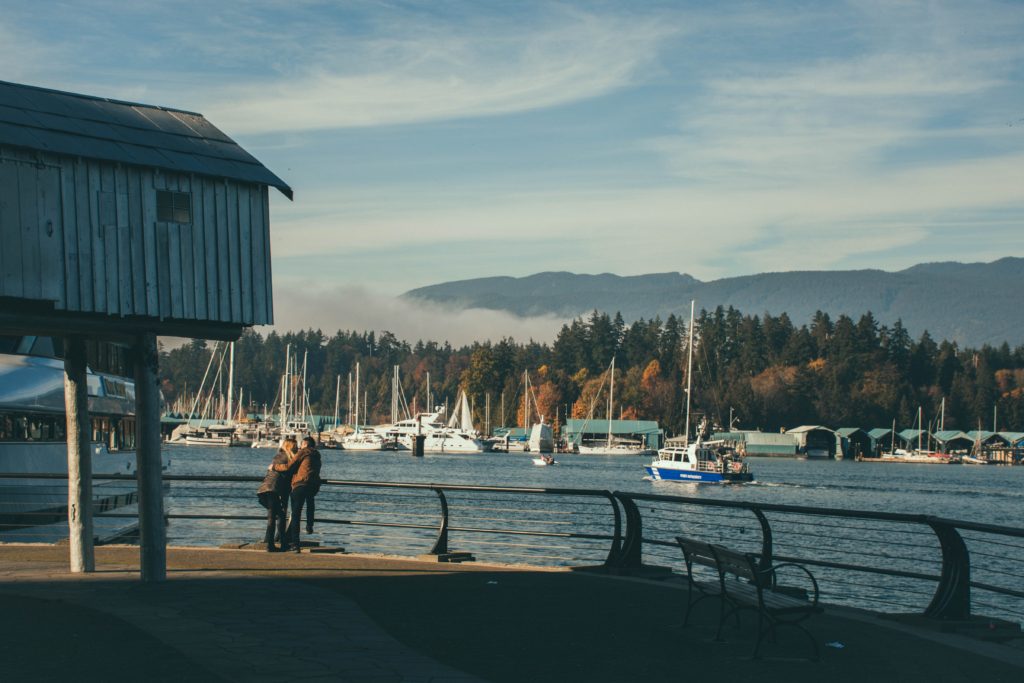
[600,492,623,567]
[614,494,644,570]
[750,508,774,576]
[421,487,474,563]
[428,488,450,555]
[924,519,971,620]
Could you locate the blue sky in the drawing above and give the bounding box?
[3,1,1024,340]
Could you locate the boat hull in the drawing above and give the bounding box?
[646,465,754,483]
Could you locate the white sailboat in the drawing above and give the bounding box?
[342,361,384,451]
[577,357,650,456]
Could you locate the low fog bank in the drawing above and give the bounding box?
[268,285,568,346]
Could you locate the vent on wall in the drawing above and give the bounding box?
[156,190,192,223]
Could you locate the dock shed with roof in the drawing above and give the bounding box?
[712,430,798,457]
[0,80,290,582]
[563,418,663,450]
[866,427,894,456]
[786,425,837,458]
[932,430,973,454]
[836,427,872,460]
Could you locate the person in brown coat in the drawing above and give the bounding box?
[274,436,322,552]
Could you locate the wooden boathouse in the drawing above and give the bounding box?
[0,80,291,580]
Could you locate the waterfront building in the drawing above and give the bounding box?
[711,430,799,457]
[786,425,838,459]
[0,80,290,580]
[562,418,663,452]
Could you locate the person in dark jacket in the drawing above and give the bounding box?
[257,438,295,552]
[275,436,322,552]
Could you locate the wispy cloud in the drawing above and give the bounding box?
[201,11,676,133]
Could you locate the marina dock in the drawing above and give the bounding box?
[2,544,1023,682]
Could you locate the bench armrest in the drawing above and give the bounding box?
[760,562,819,608]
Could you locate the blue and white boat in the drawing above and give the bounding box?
[644,299,753,484]
[646,439,753,483]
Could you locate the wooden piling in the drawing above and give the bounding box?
[63,336,94,573]
[134,332,166,582]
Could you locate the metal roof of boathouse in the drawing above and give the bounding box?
[0,80,292,198]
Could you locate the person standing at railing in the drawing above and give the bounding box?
[303,436,323,535]
[257,437,296,552]
[275,435,322,552]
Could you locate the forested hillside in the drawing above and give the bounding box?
[161,305,1024,435]
[402,258,1024,348]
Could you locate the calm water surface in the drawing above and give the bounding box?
[168,446,1024,520]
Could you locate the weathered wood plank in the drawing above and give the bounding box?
[17,163,41,300]
[115,167,131,315]
[128,168,145,314]
[202,179,218,320]
[226,182,241,322]
[214,181,230,322]
[261,187,274,324]
[180,220,195,319]
[250,184,267,324]
[157,223,171,319]
[36,163,63,304]
[191,176,208,319]
[87,162,106,312]
[17,165,41,301]
[142,170,159,316]
[101,166,119,315]
[167,223,183,319]
[73,158,93,312]
[238,184,253,324]
[0,159,23,298]
[60,160,81,311]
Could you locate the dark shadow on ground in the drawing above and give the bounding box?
[0,594,227,682]
[313,570,1021,683]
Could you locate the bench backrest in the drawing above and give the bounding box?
[710,544,762,585]
[675,535,718,571]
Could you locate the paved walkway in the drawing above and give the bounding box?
[1,545,1022,682]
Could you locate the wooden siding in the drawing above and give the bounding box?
[0,146,273,326]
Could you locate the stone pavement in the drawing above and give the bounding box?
[1,544,1023,682]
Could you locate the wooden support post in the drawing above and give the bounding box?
[63,336,94,573]
[134,332,166,582]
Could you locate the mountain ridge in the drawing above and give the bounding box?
[402,258,1024,347]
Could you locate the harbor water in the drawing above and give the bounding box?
[161,446,1024,624]
[167,446,1024,524]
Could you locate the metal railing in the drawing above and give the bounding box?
[2,472,1022,626]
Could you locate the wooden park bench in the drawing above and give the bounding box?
[675,535,823,660]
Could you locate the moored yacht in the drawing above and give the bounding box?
[0,336,170,542]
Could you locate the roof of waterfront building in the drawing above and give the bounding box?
[0,80,292,198]
[932,430,971,443]
[836,427,869,438]
[563,419,661,435]
[997,431,1024,445]
[786,425,836,435]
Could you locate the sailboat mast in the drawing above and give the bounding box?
[283,343,291,424]
[684,300,695,445]
[523,370,529,429]
[226,342,235,423]
[301,350,309,422]
[607,357,614,447]
[354,361,360,433]
[918,406,923,453]
[334,375,341,429]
